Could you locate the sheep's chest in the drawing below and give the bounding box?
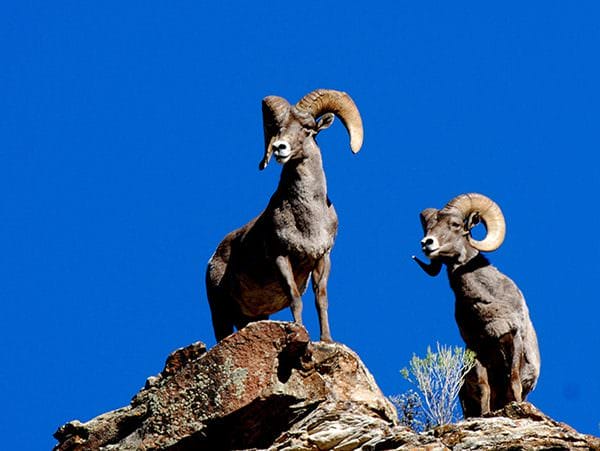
[273,201,337,259]
[453,268,520,344]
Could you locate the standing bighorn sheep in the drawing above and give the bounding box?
[206,89,363,343]
[413,193,540,417]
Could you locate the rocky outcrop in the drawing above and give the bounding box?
[54,321,600,450]
[54,321,397,450]
[429,402,600,450]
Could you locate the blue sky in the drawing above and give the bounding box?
[2,2,599,449]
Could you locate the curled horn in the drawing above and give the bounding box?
[295,89,364,153]
[260,96,290,170]
[444,193,506,252]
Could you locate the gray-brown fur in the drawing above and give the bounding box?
[413,193,540,417]
[206,89,363,343]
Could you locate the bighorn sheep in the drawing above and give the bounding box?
[206,89,363,343]
[413,193,540,417]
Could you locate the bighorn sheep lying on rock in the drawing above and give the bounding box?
[206,89,363,343]
[413,193,540,417]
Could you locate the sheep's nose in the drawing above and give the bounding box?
[272,140,291,157]
[421,236,438,249]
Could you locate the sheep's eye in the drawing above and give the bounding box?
[450,221,461,229]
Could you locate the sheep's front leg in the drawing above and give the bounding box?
[275,256,303,325]
[501,331,524,403]
[312,253,333,343]
[460,359,490,417]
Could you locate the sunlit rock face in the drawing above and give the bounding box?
[53,321,397,450]
[54,320,599,450]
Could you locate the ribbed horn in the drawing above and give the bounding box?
[444,193,506,252]
[260,96,290,170]
[295,89,363,153]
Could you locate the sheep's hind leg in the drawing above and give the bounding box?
[206,287,234,342]
[235,314,269,331]
[312,253,333,343]
[275,256,303,326]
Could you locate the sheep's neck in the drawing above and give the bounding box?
[447,252,489,279]
[268,151,336,259]
[278,152,328,207]
[444,246,481,275]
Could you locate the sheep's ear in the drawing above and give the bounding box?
[412,256,443,277]
[258,155,270,170]
[316,113,335,132]
[259,136,275,170]
[466,211,481,231]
